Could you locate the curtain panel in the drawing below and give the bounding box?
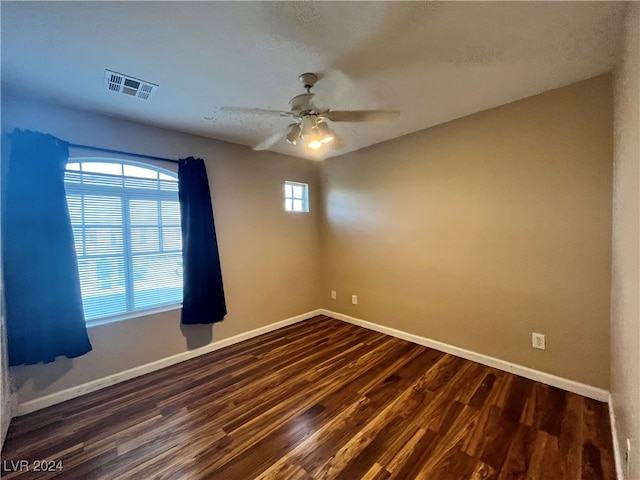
[2,130,92,366]
[178,157,226,324]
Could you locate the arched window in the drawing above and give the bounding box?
[64,159,182,323]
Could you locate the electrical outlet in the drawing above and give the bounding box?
[351,295,358,305]
[331,290,337,300]
[625,438,631,477]
[532,333,546,350]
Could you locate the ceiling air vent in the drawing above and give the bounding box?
[104,70,158,101]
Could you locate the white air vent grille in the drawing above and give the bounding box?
[104,70,158,101]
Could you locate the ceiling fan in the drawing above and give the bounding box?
[219,73,400,151]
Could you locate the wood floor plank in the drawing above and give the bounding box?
[415,404,479,479]
[361,463,390,480]
[582,441,605,480]
[583,398,617,480]
[386,428,439,480]
[496,423,538,480]
[468,371,498,409]
[470,460,498,480]
[312,368,435,480]
[416,447,477,480]
[253,397,373,479]
[384,427,427,474]
[558,392,584,480]
[251,461,314,480]
[1,316,616,480]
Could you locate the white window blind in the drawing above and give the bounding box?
[65,159,182,322]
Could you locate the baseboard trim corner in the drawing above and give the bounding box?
[608,394,625,480]
[321,309,609,402]
[17,309,323,416]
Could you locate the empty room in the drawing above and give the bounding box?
[1,2,638,479]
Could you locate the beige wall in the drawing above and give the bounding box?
[2,94,322,404]
[611,3,640,478]
[321,75,613,389]
[2,74,616,409]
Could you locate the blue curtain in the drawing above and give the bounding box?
[178,157,226,324]
[2,130,92,366]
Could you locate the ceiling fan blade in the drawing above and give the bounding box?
[252,130,286,151]
[219,106,296,118]
[324,110,400,122]
[288,93,315,112]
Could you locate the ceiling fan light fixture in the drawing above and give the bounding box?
[285,123,301,145]
[227,73,400,154]
[306,119,333,150]
[316,121,334,144]
[307,139,323,150]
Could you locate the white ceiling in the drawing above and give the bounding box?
[1,1,627,160]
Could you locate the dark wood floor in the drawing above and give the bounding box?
[2,315,615,479]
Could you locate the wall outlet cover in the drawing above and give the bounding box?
[532,332,546,350]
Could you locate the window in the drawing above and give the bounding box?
[65,159,182,323]
[284,181,309,212]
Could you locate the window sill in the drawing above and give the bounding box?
[86,304,182,328]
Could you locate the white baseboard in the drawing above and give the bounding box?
[608,394,625,480]
[17,308,610,416]
[16,309,322,416]
[321,309,609,402]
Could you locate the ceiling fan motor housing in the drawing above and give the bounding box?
[298,72,318,90]
[289,93,316,112]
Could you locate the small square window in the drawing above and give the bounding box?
[284,181,309,212]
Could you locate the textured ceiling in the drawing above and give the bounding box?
[1,1,627,160]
